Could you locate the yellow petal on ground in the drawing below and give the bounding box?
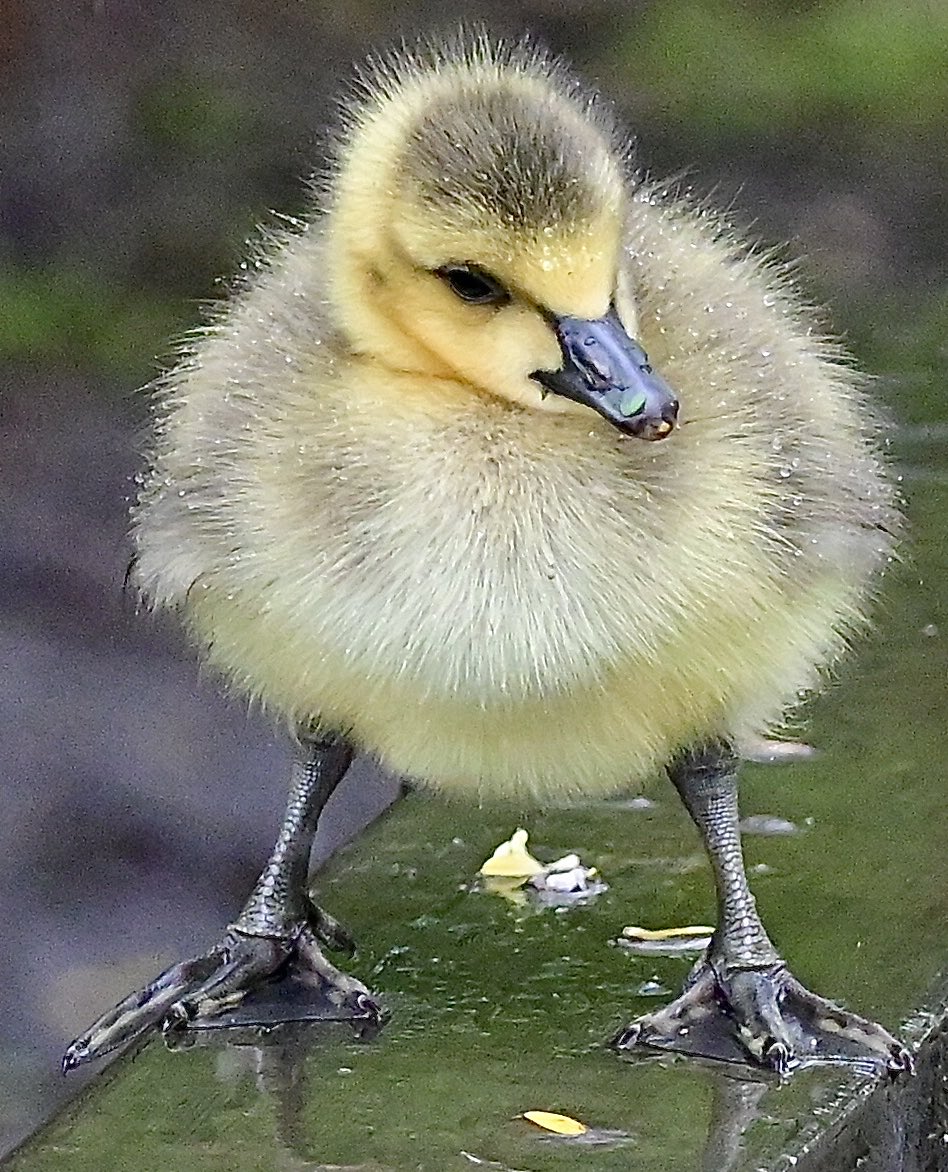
[478,828,545,878]
[521,1111,588,1136]
[622,924,715,941]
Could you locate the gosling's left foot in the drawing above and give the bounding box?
[612,959,914,1075]
[62,915,380,1072]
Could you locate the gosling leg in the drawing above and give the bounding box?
[62,732,379,1071]
[614,744,913,1075]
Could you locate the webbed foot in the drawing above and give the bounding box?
[62,904,380,1072]
[612,958,913,1075]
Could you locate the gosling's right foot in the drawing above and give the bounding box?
[62,917,380,1072]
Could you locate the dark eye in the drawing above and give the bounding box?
[435,264,510,306]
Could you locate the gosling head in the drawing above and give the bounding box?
[326,41,678,441]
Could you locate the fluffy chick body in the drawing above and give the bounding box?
[133,42,896,802]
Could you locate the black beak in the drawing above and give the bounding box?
[531,309,679,441]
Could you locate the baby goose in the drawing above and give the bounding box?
[64,37,911,1075]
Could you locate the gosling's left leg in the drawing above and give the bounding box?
[614,744,913,1075]
[63,732,378,1071]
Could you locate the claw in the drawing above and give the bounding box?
[61,1045,88,1075]
[763,1039,792,1076]
[610,1022,642,1050]
[163,1000,194,1033]
[887,1045,915,1077]
[349,990,382,1022]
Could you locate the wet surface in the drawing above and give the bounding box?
[6,596,947,1172]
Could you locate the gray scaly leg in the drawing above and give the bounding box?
[63,732,378,1071]
[614,744,913,1075]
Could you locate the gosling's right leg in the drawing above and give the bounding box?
[62,732,380,1071]
[614,744,912,1074]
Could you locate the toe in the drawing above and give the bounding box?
[612,965,720,1053]
[168,934,291,1021]
[294,925,374,1007]
[62,949,226,1069]
[306,900,356,955]
[726,967,797,1067]
[780,973,913,1073]
[61,1043,91,1074]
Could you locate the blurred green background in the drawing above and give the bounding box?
[1,0,945,395]
[1,0,945,1161]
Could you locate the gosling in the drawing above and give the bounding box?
[64,36,911,1076]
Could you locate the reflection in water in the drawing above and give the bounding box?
[700,1070,770,1172]
[174,1020,386,1170]
[179,1026,785,1172]
[617,1050,778,1172]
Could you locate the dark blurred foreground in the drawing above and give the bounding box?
[0,368,399,1149]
